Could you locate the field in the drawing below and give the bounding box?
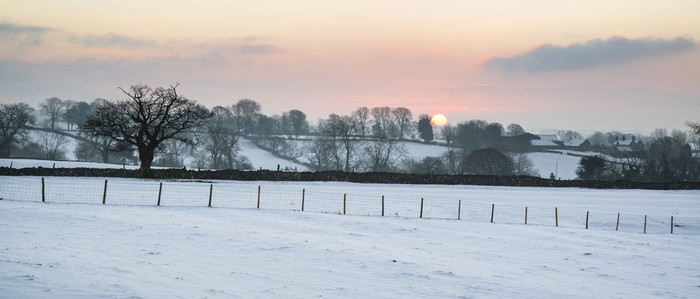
[2,177,700,298]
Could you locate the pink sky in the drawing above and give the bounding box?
[2,0,699,134]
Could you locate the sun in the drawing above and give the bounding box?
[430,114,447,127]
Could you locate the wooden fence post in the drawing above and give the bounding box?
[420,198,424,218]
[616,213,620,231]
[9,161,12,168]
[301,189,305,211]
[586,211,589,229]
[157,182,163,206]
[381,195,385,217]
[555,207,558,227]
[525,207,528,224]
[490,204,494,223]
[257,185,261,209]
[644,215,647,234]
[671,216,674,234]
[41,177,45,203]
[343,194,347,215]
[457,200,461,220]
[102,180,108,204]
[208,184,213,208]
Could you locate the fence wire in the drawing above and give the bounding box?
[1,176,698,235]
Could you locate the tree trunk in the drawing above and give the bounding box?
[138,147,155,178]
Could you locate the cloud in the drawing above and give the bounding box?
[0,22,53,35]
[237,43,280,55]
[82,32,156,47]
[482,36,697,73]
[0,22,55,46]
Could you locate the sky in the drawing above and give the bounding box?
[1,0,699,134]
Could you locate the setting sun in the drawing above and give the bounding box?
[430,114,447,127]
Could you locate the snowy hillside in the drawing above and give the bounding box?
[2,179,699,297]
[237,138,308,171]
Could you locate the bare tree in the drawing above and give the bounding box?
[352,106,369,138]
[511,153,538,176]
[204,106,240,169]
[321,114,358,171]
[506,123,526,136]
[370,106,392,138]
[284,109,308,138]
[82,84,211,177]
[233,99,261,135]
[63,101,93,130]
[303,138,336,171]
[687,121,700,136]
[155,139,191,168]
[38,130,69,160]
[361,138,405,172]
[0,103,35,158]
[40,97,66,129]
[391,107,413,139]
[441,124,455,146]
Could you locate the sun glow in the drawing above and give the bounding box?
[430,114,447,126]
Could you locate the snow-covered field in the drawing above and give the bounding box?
[2,177,700,297]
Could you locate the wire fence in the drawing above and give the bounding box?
[1,176,699,235]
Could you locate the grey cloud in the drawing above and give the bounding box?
[0,22,54,35]
[237,44,280,54]
[82,32,156,47]
[483,36,697,73]
[0,22,55,46]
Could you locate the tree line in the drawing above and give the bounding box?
[2,83,699,180]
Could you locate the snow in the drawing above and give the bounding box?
[237,138,308,171]
[2,177,700,297]
[525,152,582,180]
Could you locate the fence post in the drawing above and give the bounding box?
[555,207,558,227]
[208,184,213,208]
[257,185,261,209]
[586,211,589,229]
[343,194,347,215]
[490,204,494,223]
[9,161,12,168]
[420,198,424,218]
[157,182,163,206]
[457,200,461,220]
[301,189,305,211]
[644,215,647,234]
[671,216,674,234]
[102,180,108,204]
[525,207,528,224]
[616,213,620,231]
[277,164,280,171]
[41,177,45,203]
[381,195,384,217]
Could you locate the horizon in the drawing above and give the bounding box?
[2,1,699,135]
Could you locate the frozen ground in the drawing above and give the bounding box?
[1,178,700,297]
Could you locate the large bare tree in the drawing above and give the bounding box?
[82,84,211,177]
[0,103,35,158]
